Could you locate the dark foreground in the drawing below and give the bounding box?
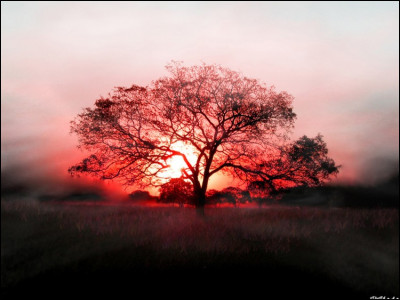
[1,199,399,298]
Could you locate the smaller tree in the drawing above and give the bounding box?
[129,190,154,202]
[220,187,251,206]
[206,187,250,207]
[246,134,339,194]
[159,178,193,207]
[248,181,278,207]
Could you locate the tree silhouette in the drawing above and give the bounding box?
[69,62,339,214]
[159,178,193,207]
[207,187,251,207]
[248,134,339,193]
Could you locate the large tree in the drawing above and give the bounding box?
[69,62,338,214]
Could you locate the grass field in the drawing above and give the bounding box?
[1,198,399,298]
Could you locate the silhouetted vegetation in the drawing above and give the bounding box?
[128,190,156,202]
[69,62,338,214]
[156,174,399,208]
[278,172,399,208]
[207,187,251,206]
[158,178,194,207]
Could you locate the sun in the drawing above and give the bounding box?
[159,141,197,179]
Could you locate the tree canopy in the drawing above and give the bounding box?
[69,62,339,211]
[159,178,193,207]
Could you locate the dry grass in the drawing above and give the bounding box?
[1,199,399,297]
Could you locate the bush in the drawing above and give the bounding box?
[158,178,193,207]
[129,190,154,202]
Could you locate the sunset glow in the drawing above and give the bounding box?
[1,2,398,195]
[159,141,198,179]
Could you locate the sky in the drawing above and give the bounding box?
[1,1,399,196]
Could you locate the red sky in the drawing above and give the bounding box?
[1,2,399,195]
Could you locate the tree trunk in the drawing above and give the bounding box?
[194,188,206,217]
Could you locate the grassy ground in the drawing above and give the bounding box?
[1,199,399,298]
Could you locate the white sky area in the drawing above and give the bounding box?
[1,1,399,193]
